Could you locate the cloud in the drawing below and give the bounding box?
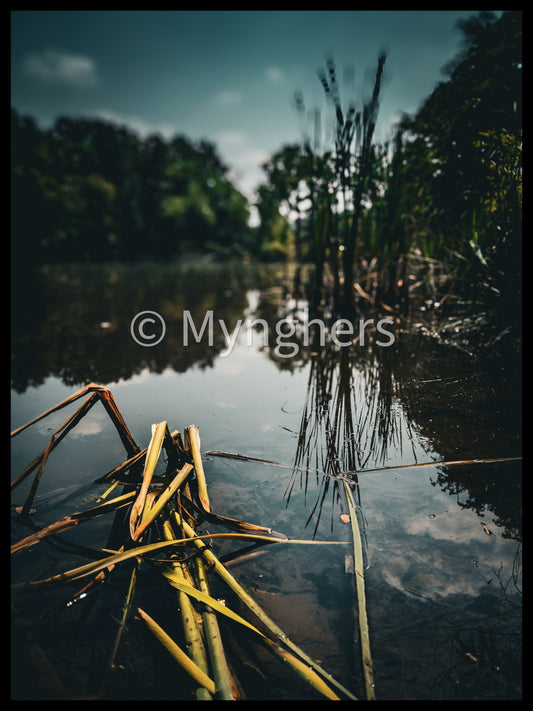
[214,89,244,106]
[215,130,248,149]
[93,109,175,140]
[265,65,284,83]
[68,419,103,438]
[22,48,99,87]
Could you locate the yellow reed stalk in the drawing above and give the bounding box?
[17,534,343,587]
[162,520,212,700]
[131,463,193,542]
[129,421,168,540]
[193,555,235,699]
[185,425,210,512]
[137,607,216,695]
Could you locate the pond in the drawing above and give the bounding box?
[11,262,522,700]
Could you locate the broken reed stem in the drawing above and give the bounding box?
[131,463,194,543]
[97,388,139,457]
[193,553,236,700]
[11,383,142,520]
[10,382,139,455]
[15,534,306,586]
[11,490,137,555]
[206,449,522,483]
[350,456,522,475]
[10,382,101,438]
[129,422,168,541]
[137,607,216,696]
[162,520,213,700]
[185,425,210,513]
[169,509,356,700]
[95,449,147,484]
[109,562,138,672]
[11,391,100,499]
[344,480,375,700]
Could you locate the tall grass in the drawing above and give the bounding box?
[295,54,399,317]
[292,50,521,340]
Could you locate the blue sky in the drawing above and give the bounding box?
[11,11,494,203]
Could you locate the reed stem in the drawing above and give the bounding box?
[185,425,210,513]
[170,509,357,700]
[344,480,375,700]
[137,607,216,696]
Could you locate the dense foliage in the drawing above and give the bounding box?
[257,11,521,317]
[11,113,255,267]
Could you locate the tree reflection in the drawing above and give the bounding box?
[10,262,282,392]
[11,262,520,542]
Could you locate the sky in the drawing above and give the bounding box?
[11,10,495,206]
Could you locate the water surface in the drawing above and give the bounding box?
[11,262,521,700]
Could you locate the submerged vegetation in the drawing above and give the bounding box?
[11,383,374,700]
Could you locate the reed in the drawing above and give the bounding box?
[344,480,375,700]
[109,563,139,672]
[185,425,210,513]
[10,384,358,701]
[129,421,168,540]
[162,519,214,700]
[192,551,235,699]
[137,607,217,696]
[294,54,390,316]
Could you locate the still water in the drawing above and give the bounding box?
[11,262,521,700]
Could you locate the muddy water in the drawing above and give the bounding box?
[11,263,521,700]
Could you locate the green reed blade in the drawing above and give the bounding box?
[344,480,375,700]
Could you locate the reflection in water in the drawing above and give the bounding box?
[11,262,521,699]
[10,262,288,392]
[284,331,420,537]
[11,262,521,542]
[431,542,522,697]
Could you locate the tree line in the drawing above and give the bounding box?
[11,112,258,268]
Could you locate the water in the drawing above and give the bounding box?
[10,262,521,700]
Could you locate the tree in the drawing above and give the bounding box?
[10,110,254,263]
[399,11,521,234]
[397,11,522,308]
